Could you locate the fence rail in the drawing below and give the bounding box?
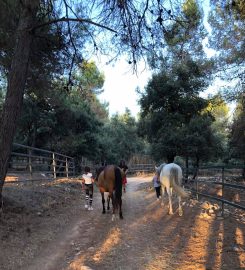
[6,149,245,214]
[192,191,245,211]
[6,143,75,183]
[189,165,245,213]
[128,163,155,174]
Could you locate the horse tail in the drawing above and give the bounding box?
[170,167,189,198]
[114,166,122,203]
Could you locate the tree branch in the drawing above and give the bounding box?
[31,17,117,33]
[63,0,78,87]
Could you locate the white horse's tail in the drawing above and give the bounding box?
[170,167,189,198]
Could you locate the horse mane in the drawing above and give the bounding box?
[95,166,105,181]
[156,163,166,175]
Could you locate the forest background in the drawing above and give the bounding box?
[0,0,244,201]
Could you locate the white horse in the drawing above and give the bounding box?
[156,163,189,216]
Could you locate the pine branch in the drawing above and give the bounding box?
[31,17,117,33]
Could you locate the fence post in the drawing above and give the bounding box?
[195,168,199,200]
[66,157,68,178]
[195,179,199,200]
[185,156,189,182]
[52,152,56,179]
[28,149,32,179]
[221,166,225,216]
[73,158,75,176]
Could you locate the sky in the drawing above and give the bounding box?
[95,57,152,117]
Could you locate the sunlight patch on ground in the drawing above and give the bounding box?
[129,205,165,230]
[67,228,122,269]
[236,227,244,246]
[143,218,185,269]
[144,255,168,270]
[67,254,86,270]
[212,221,224,270]
[235,227,245,268]
[178,216,214,270]
[92,227,121,263]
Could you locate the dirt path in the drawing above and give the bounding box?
[1,176,245,270]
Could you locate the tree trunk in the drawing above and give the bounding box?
[0,0,39,207]
[243,159,245,179]
[192,155,200,180]
[185,155,189,183]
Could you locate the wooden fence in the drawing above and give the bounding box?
[6,147,245,214]
[127,163,155,174]
[127,154,156,174]
[6,143,75,183]
[127,163,245,214]
[189,165,245,212]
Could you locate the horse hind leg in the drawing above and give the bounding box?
[161,186,165,206]
[178,196,183,216]
[107,196,110,211]
[119,198,123,219]
[167,188,174,215]
[101,193,106,214]
[111,196,116,221]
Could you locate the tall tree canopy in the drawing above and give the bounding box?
[98,109,145,164]
[229,95,245,165]
[1,0,196,202]
[14,60,107,161]
[208,0,245,100]
[148,0,210,71]
[0,0,242,203]
[204,94,230,151]
[138,58,209,162]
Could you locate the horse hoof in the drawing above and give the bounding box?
[168,211,174,215]
[179,209,183,216]
[102,211,106,214]
[120,215,123,219]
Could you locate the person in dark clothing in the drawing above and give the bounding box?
[152,173,161,200]
[119,160,128,192]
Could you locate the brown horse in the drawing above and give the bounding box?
[95,165,125,220]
